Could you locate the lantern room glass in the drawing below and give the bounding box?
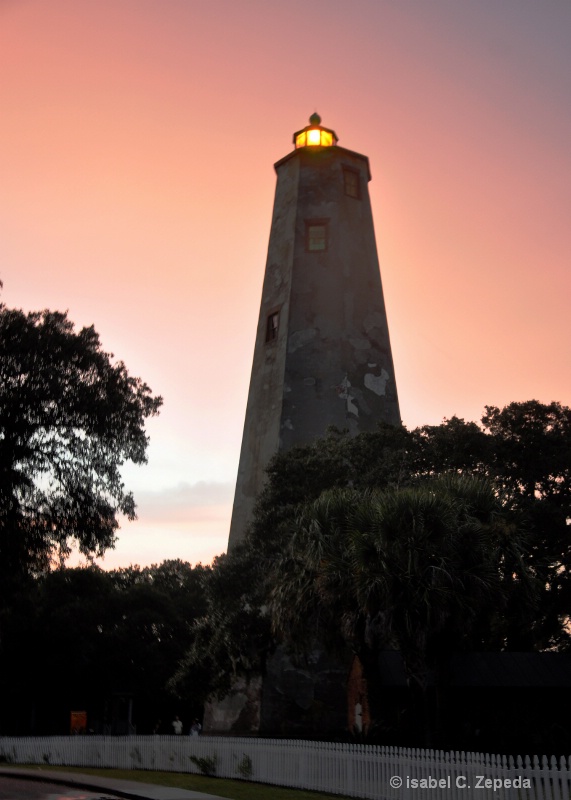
[294,115,337,149]
[295,128,335,149]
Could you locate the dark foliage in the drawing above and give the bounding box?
[0,306,162,594]
[0,561,207,734]
[169,545,272,703]
[182,402,570,714]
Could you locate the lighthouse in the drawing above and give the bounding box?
[229,114,400,548]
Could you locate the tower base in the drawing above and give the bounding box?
[203,647,350,739]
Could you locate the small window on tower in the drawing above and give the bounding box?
[343,167,360,199]
[266,311,279,342]
[306,221,328,252]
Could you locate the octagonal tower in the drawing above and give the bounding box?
[229,114,400,549]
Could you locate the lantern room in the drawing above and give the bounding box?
[293,113,338,149]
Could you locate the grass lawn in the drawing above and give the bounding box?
[36,765,355,800]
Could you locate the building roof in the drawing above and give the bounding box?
[377,651,571,688]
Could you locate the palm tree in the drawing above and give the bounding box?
[269,474,536,745]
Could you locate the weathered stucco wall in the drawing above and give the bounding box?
[228,155,299,548]
[228,143,400,549]
[282,146,399,450]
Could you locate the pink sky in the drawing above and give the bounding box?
[1,0,570,568]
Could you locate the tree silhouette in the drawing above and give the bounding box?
[269,475,536,744]
[0,306,162,593]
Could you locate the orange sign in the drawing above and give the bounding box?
[70,710,87,734]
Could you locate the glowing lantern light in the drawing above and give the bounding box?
[293,113,338,149]
[307,128,321,146]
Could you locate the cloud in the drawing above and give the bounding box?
[66,481,235,570]
[133,481,234,522]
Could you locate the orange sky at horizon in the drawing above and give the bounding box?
[1,0,570,568]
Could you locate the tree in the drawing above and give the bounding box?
[0,306,162,590]
[170,546,272,704]
[269,475,536,745]
[252,403,571,651]
[483,402,571,649]
[248,423,412,559]
[177,400,569,738]
[411,416,491,477]
[416,402,571,649]
[0,561,208,734]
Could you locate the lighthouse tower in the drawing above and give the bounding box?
[229,114,400,548]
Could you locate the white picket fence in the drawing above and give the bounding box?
[0,735,569,800]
